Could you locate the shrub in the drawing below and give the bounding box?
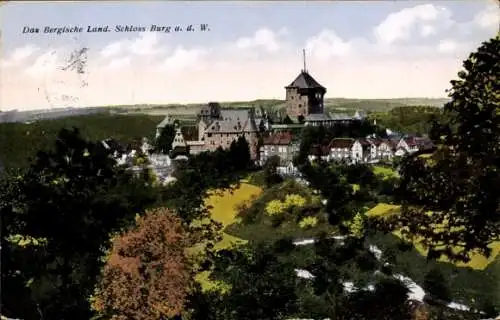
[344,212,365,238]
[299,216,318,229]
[284,194,307,208]
[265,200,286,216]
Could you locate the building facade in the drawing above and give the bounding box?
[285,70,327,118]
[259,131,300,166]
[186,102,261,159]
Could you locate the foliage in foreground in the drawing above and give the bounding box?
[92,208,191,320]
[1,128,159,320]
[383,35,500,263]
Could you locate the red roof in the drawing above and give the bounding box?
[328,138,355,149]
[404,137,419,147]
[263,131,293,145]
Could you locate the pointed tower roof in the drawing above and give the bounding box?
[285,49,326,90]
[286,71,326,90]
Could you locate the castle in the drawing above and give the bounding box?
[285,50,327,118]
[186,102,261,159]
[157,50,365,160]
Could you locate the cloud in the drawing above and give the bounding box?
[129,32,166,56]
[473,4,500,29]
[107,56,131,69]
[420,24,436,37]
[305,30,353,60]
[374,4,454,45]
[235,28,284,53]
[1,44,39,67]
[25,49,60,77]
[99,32,167,61]
[100,42,123,58]
[161,46,208,71]
[437,39,458,53]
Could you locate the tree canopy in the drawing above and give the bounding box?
[92,208,191,320]
[1,128,159,319]
[155,124,176,154]
[386,35,500,262]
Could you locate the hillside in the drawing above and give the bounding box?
[0,113,164,170]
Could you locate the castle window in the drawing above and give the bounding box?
[298,104,302,108]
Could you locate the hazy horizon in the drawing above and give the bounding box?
[1,1,498,111]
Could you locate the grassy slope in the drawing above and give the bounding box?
[225,179,337,244]
[0,113,164,169]
[195,182,263,291]
[204,183,263,249]
[373,165,399,180]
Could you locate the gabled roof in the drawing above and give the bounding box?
[286,71,326,90]
[204,109,258,134]
[328,138,355,149]
[368,138,383,146]
[157,115,174,128]
[357,138,374,150]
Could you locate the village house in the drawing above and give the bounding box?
[259,131,300,175]
[368,138,394,160]
[358,138,377,161]
[327,138,363,163]
[307,135,436,164]
[397,136,435,154]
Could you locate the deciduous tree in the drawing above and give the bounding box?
[1,128,158,320]
[386,35,500,262]
[91,208,191,320]
[155,124,176,154]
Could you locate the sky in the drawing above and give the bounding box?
[0,1,499,111]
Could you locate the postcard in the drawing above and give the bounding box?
[0,1,499,319]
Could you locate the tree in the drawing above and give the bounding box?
[91,208,191,320]
[384,36,500,262]
[423,267,451,302]
[340,277,413,320]
[155,124,176,154]
[229,136,251,171]
[300,162,355,225]
[1,128,158,320]
[205,241,300,320]
[263,155,283,187]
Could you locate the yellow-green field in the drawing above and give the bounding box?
[373,166,399,180]
[366,203,500,270]
[195,182,263,290]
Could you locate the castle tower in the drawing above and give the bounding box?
[285,49,326,118]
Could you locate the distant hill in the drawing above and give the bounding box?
[107,97,449,115]
[1,98,449,123]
